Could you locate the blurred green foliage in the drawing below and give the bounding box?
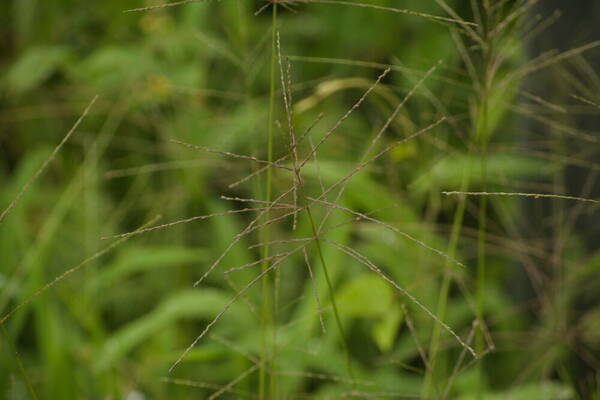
[1,0,598,399]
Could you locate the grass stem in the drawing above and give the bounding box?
[1,323,39,400]
[306,206,355,381]
[259,4,278,400]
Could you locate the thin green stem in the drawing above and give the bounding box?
[423,166,470,398]
[1,323,39,400]
[306,206,355,381]
[425,5,496,397]
[475,153,488,400]
[475,5,493,398]
[274,10,354,385]
[259,5,278,400]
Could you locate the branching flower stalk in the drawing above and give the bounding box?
[115,2,492,397]
[275,30,356,385]
[7,0,600,398]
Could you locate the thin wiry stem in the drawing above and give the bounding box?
[434,0,483,46]
[223,273,258,316]
[298,68,391,170]
[242,206,307,239]
[171,139,293,171]
[227,112,323,188]
[490,0,539,37]
[290,0,477,27]
[276,31,301,230]
[521,91,567,113]
[521,9,561,44]
[211,333,260,364]
[275,28,356,382]
[249,237,313,249]
[501,40,600,86]
[442,191,600,205]
[2,215,160,324]
[224,249,302,275]
[220,195,298,209]
[571,94,600,109]
[209,363,262,400]
[169,245,302,373]
[520,112,599,143]
[311,118,446,204]
[104,160,212,179]
[324,239,477,358]
[161,377,255,398]
[308,135,326,194]
[423,163,470,398]
[287,55,468,88]
[276,370,373,386]
[0,96,98,226]
[401,304,430,371]
[124,0,211,12]
[194,186,296,288]
[340,389,420,398]
[259,5,279,398]
[475,7,493,397]
[364,63,440,158]
[102,207,293,240]
[307,197,466,269]
[442,322,477,399]
[1,323,39,400]
[248,206,396,251]
[307,206,355,380]
[312,62,442,258]
[303,248,326,333]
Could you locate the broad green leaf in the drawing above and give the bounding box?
[75,46,156,90]
[410,153,549,195]
[372,307,403,352]
[302,160,418,222]
[95,289,247,371]
[90,246,208,294]
[0,148,50,273]
[5,45,72,94]
[336,275,395,319]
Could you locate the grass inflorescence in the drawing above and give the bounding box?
[1,0,599,399]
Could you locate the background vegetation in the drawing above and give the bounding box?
[0,0,598,399]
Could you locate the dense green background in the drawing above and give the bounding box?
[1,1,598,399]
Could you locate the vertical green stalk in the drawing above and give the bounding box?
[475,98,489,400]
[305,206,355,381]
[259,4,278,400]
[278,21,354,384]
[475,3,493,398]
[425,4,496,397]
[1,323,39,400]
[423,167,470,398]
